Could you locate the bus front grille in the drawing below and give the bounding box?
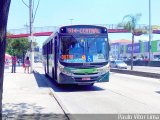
[73,72,98,75]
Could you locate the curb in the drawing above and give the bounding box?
[110,69,160,79]
[33,70,72,120]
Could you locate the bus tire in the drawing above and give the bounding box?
[83,83,94,87]
[52,68,55,79]
[44,67,48,77]
[89,83,94,86]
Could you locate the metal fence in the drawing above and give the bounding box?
[7,24,150,35]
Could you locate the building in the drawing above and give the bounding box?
[110,39,131,59]
[110,39,160,61]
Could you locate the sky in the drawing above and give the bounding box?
[7,0,160,47]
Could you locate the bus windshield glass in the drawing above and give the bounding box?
[60,35,109,63]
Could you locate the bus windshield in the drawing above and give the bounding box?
[60,35,109,63]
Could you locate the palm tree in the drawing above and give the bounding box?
[0,0,11,115]
[120,13,142,70]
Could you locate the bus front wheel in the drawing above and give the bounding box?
[89,83,94,86]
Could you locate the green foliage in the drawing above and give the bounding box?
[118,13,142,34]
[6,38,30,58]
[123,13,141,30]
[118,13,142,70]
[118,13,148,36]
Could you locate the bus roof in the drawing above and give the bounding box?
[59,25,107,29]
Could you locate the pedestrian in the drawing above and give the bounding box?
[17,59,20,66]
[24,57,30,73]
[11,55,17,73]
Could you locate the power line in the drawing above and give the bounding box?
[21,0,29,8]
[32,0,34,11]
[33,0,40,23]
[21,0,40,23]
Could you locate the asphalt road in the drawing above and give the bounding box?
[35,64,160,115]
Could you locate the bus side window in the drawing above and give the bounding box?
[51,40,53,54]
[54,36,58,55]
[54,36,57,48]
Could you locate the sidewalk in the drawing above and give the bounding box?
[3,66,66,119]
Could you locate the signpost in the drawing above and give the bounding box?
[29,0,34,73]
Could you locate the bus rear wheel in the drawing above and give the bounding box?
[44,67,48,77]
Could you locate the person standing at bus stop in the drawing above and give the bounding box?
[11,55,17,73]
[24,57,30,73]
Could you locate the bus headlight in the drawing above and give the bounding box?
[97,68,106,75]
[59,64,73,76]
[97,63,110,75]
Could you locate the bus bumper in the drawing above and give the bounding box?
[58,72,109,84]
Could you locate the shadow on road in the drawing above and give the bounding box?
[3,103,44,114]
[51,83,105,92]
[2,103,67,120]
[33,71,50,87]
[33,71,105,92]
[155,91,160,94]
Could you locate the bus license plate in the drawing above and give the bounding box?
[82,77,90,80]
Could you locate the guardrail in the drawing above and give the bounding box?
[111,61,160,79]
[110,68,160,79]
[7,24,150,35]
[124,61,160,67]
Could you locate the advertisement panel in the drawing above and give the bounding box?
[127,43,140,53]
[157,40,160,51]
[151,41,157,52]
[143,42,149,52]
[120,45,124,54]
[110,43,119,53]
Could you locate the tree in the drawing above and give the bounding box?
[119,13,142,70]
[6,38,30,58]
[0,0,11,115]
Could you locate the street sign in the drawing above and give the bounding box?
[28,36,36,42]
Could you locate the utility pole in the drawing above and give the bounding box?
[149,0,152,61]
[29,0,34,73]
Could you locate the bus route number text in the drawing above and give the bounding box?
[61,55,74,60]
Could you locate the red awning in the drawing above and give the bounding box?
[5,54,12,59]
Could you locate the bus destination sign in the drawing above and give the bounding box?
[67,28,101,34]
